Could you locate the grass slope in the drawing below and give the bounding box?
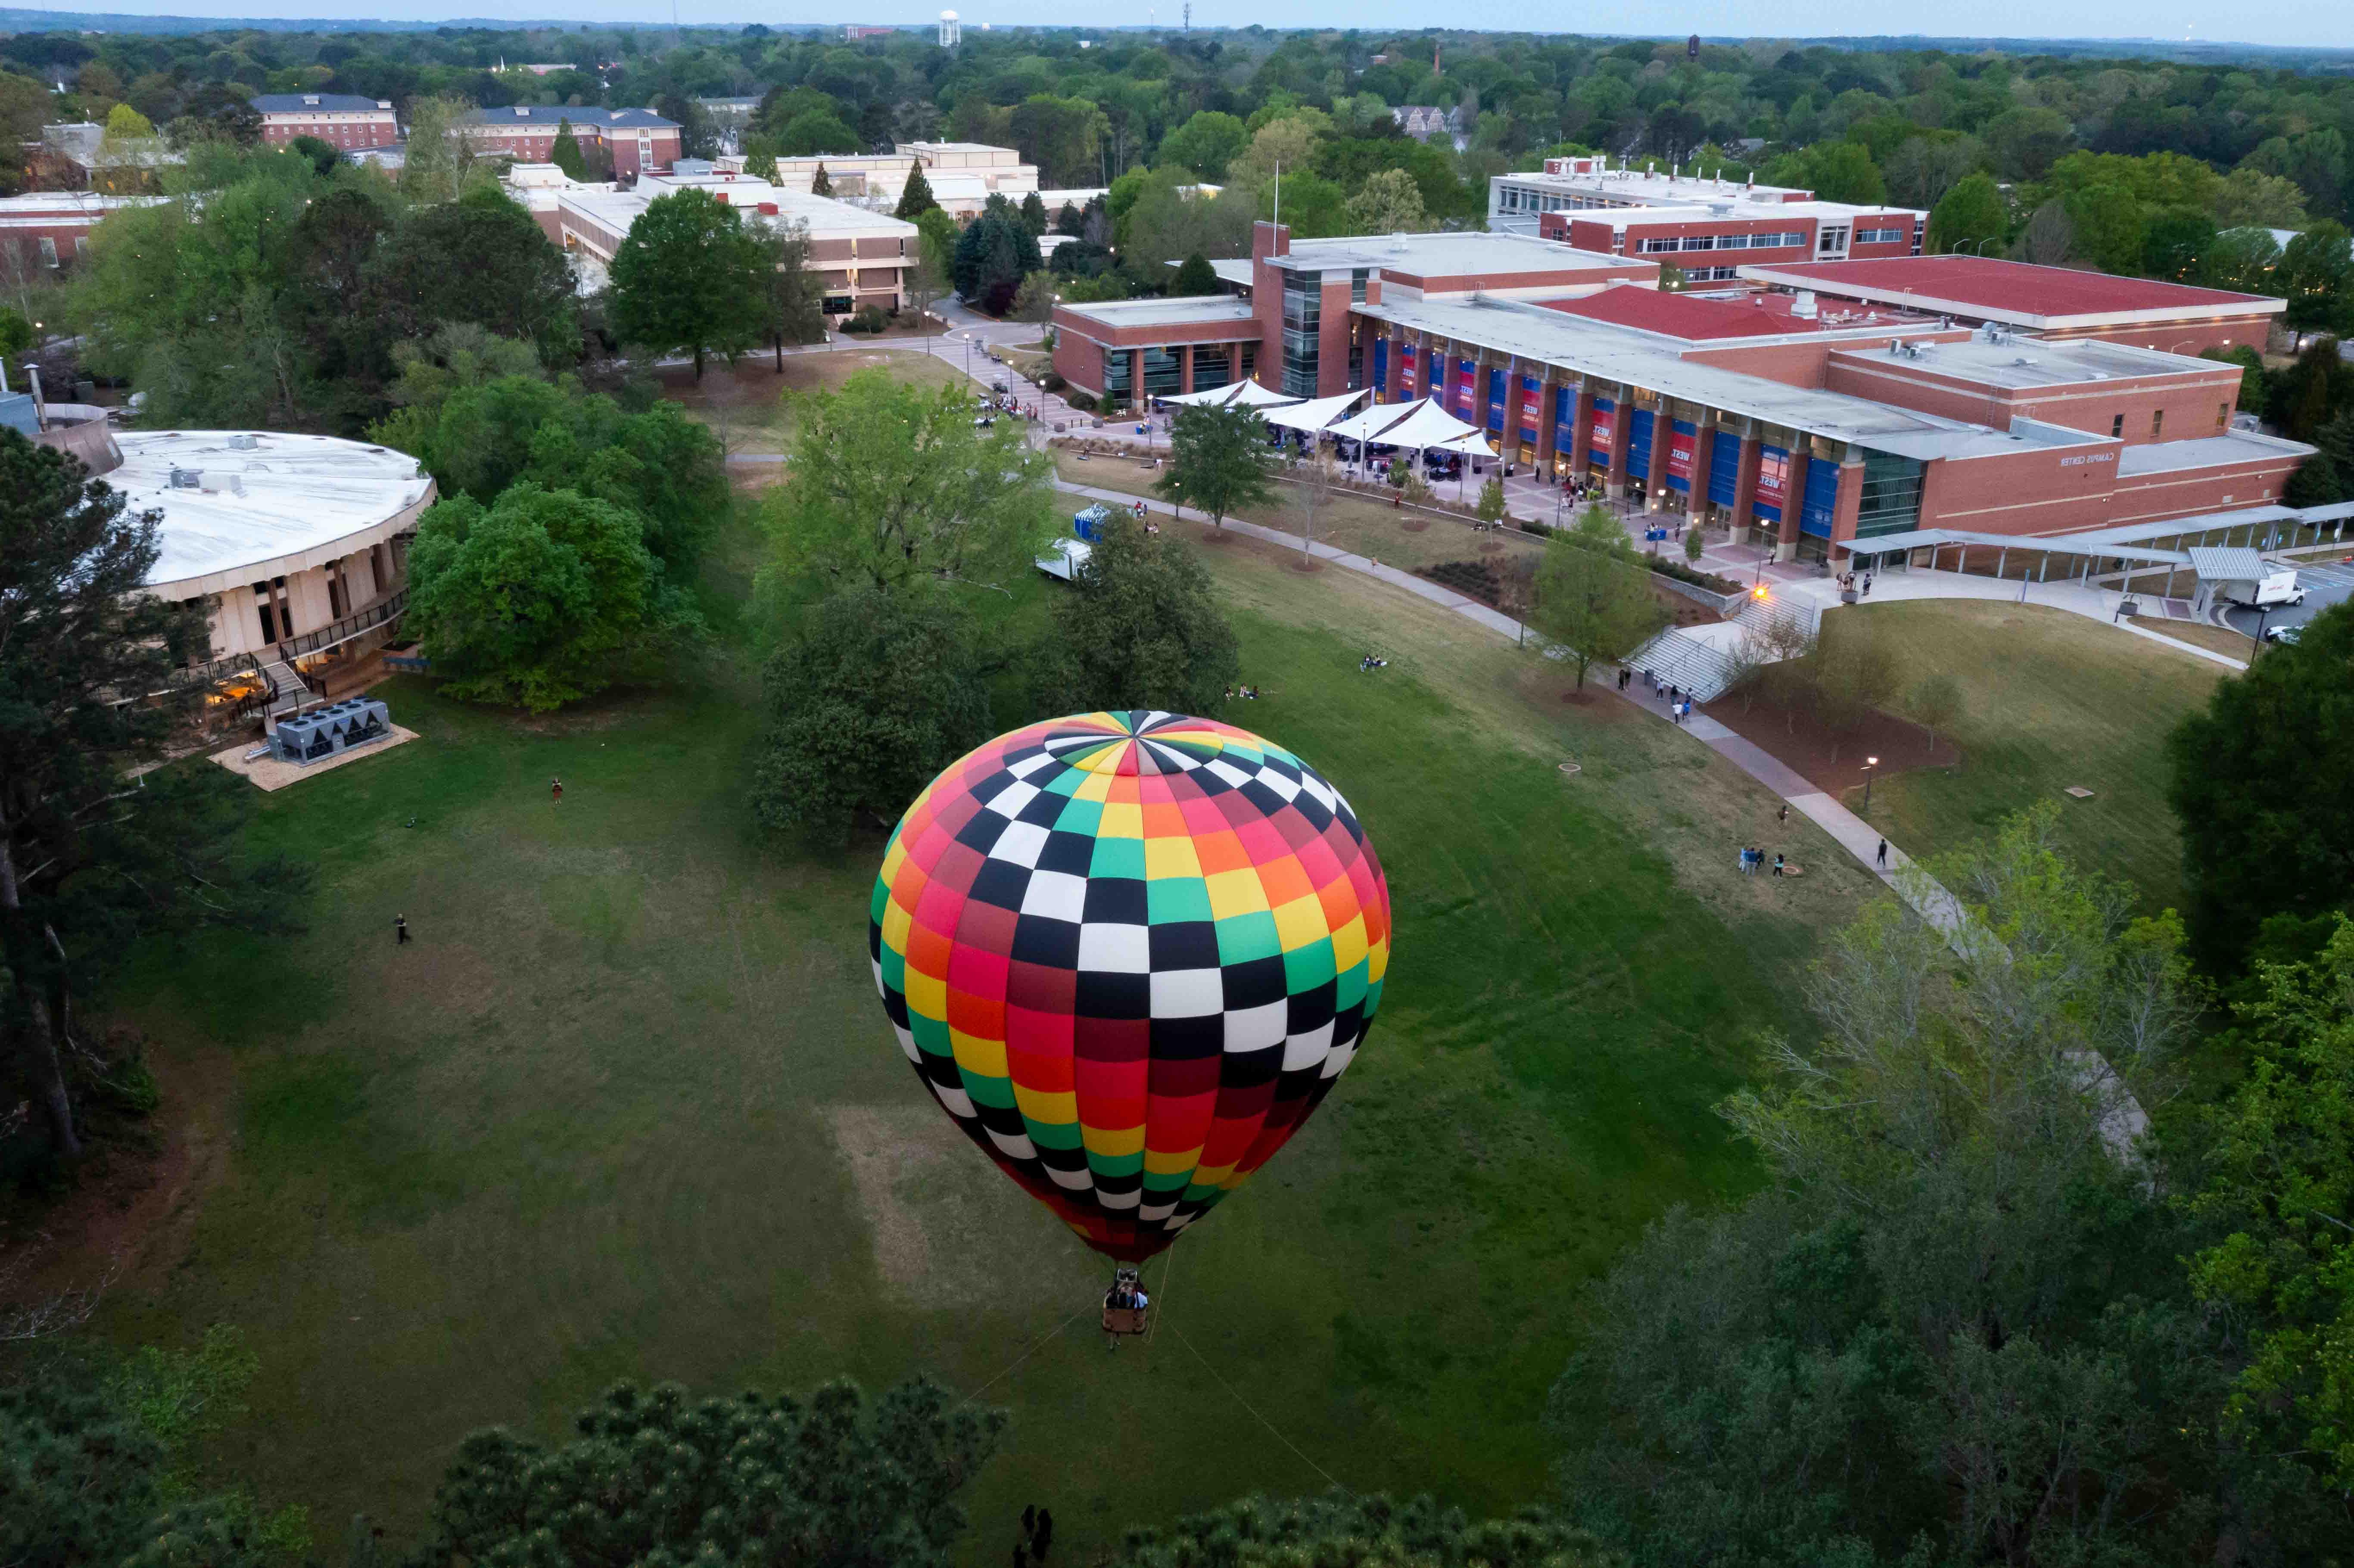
[102,475,1881,1563]
[1826,599,2223,912]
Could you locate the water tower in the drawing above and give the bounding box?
[938,9,961,46]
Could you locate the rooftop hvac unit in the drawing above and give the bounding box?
[271,697,392,767]
[168,467,202,489]
[227,432,258,450]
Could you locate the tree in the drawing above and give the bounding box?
[405,482,678,712]
[2011,199,2078,266]
[2187,918,2354,1504]
[606,188,769,379]
[1345,166,1430,233]
[915,206,960,298]
[1258,170,1348,238]
[2277,222,2354,348]
[754,591,997,843]
[0,432,303,1160]
[286,134,340,179]
[2142,207,2217,280]
[761,369,1057,594]
[1529,508,1668,691]
[810,160,833,197]
[1475,474,1509,529]
[1158,110,1251,181]
[549,116,587,181]
[417,1378,1004,1566]
[754,219,826,371]
[2167,600,2354,976]
[2198,345,2267,413]
[1121,170,1256,277]
[1114,1492,1614,1568]
[2063,182,2146,274]
[1034,510,1239,717]
[165,83,261,148]
[1158,404,1277,530]
[1019,189,1049,236]
[2283,452,2346,508]
[399,95,486,205]
[1010,271,1058,324]
[2211,166,2310,230]
[1227,115,1327,198]
[743,135,781,184]
[1905,668,1964,753]
[1789,139,1885,204]
[950,213,1042,315]
[895,162,938,219]
[776,107,859,158]
[1169,252,1220,296]
[0,306,33,360]
[1556,809,2246,1568]
[1982,105,2074,181]
[373,186,581,369]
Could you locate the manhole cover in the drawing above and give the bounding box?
[1559,762,1582,776]
[2064,786,2095,799]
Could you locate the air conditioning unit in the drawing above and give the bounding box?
[227,432,258,450]
[168,467,202,489]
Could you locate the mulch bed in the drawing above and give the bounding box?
[1704,691,1965,797]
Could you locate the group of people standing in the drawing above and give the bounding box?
[1011,1504,1055,1568]
[1738,846,1787,877]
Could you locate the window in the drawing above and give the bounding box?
[2111,414,2124,438]
[1681,234,1716,251]
[1856,226,1906,244]
[2152,408,2164,438]
[1855,450,1925,539]
[1103,348,1131,400]
[1641,236,1680,254]
[1351,268,1368,302]
[1816,224,1850,257]
[38,236,58,267]
[1280,268,1321,398]
[1192,344,1230,391]
[2217,401,2230,431]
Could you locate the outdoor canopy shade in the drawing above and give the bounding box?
[1260,389,1373,434]
[1366,398,1492,452]
[1323,401,1423,444]
[1159,380,1301,411]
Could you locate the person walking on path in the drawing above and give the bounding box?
[1876,838,1888,868]
[1777,803,1789,826]
[551,777,563,803]
[1772,852,1785,877]
[395,913,410,945]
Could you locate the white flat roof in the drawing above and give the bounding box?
[2115,431,2312,476]
[1060,297,1258,330]
[1840,335,2231,390]
[1567,199,1919,229]
[118,431,435,597]
[1273,230,1632,278]
[569,178,917,240]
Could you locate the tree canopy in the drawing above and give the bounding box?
[1158,404,1278,528]
[1034,508,1240,717]
[605,187,770,379]
[1529,509,1669,691]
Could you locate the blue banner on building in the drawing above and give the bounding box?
[1371,338,1387,392]
[1707,432,1741,506]
[1486,367,1506,432]
[1553,385,1577,459]
[1625,408,1655,476]
[1753,443,1790,523]
[1799,454,1842,538]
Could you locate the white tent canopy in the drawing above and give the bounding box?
[1369,398,1491,452]
[1158,379,1300,412]
[1158,383,1249,408]
[1261,389,1371,434]
[1221,378,1299,409]
[1324,401,1421,444]
[1424,430,1498,457]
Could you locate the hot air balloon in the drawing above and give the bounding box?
[869,709,1390,1263]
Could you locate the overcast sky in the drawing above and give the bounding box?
[40,0,2354,52]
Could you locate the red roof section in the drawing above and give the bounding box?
[1741,256,2273,320]
[1537,285,1838,340]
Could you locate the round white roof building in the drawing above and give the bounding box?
[111,429,436,600]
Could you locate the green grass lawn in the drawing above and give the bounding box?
[1825,600,2225,913]
[99,440,1887,1563]
[662,348,968,454]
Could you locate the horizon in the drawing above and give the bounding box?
[7,1,2353,53]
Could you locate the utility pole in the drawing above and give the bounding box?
[1183,1,1191,30]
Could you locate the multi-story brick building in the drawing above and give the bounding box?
[1737,254,2285,354]
[1051,222,2310,571]
[1495,155,1926,278]
[458,105,682,178]
[0,189,162,275]
[550,169,917,317]
[251,93,399,150]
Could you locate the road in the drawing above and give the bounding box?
[2223,552,2354,641]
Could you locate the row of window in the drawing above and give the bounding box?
[1638,231,1809,254]
[1855,226,1909,244]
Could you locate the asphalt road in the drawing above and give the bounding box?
[2223,553,2354,640]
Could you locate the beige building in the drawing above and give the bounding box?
[551,168,920,317]
[719,140,1041,219]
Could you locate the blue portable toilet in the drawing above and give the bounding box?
[1074,504,1112,541]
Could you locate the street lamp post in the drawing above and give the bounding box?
[1861,755,1880,812]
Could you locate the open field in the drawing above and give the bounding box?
[1819,600,2224,912]
[87,378,1891,1561]
[2136,619,2257,663]
[658,348,967,452]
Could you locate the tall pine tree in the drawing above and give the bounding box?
[549,117,587,180]
[894,162,938,219]
[811,162,833,197]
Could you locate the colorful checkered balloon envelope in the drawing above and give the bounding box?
[869,710,1391,1262]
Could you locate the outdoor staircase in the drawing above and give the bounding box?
[261,659,310,719]
[1627,592,1825,705]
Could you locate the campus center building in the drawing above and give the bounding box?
[544,167,919,316]
[1049,225,2308,568]
[716,140,1047,218]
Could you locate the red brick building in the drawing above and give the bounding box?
[459,106,682,178]
[1052,225,2312,569]
[1738,255,2282,355]
[251,93,399,149]
[0,190,161,275]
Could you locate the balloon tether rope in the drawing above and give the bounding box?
[956,1303,1092,1408]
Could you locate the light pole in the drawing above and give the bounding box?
[1861,755,1880,812]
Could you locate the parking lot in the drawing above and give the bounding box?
[2224,554,2354,641]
